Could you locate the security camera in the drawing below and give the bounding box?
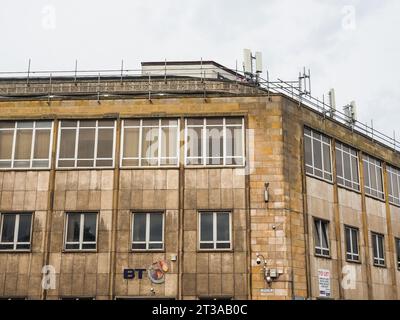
[256,257,261,265]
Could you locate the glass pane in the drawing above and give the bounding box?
[133,214,146,242]
[132,243,146,250]
[200,243,214,249]
[161,127,177,158]
[226,126,243,158]
[345,227,351,254]
[98,120,114,127]
[187,118,203,126]
[351,229,358,255]
[148,243,163,249]
[323,144,331,173]
[0,130,14,160]
[17,214,32,242]
[304,136,312,167]
[123,128,140,158]
[378,236,384,260]
[161,119,178,126]
[343,152,351,180]
[225,118,242,125]
[124,119,140,127]
[66,214,80,243]
[35,121,52,128]
[77,128,95,159]
[200,213,213,242]
[15,129,32,160]
[370,164,377,191]
[142,127,159,162]
[393,174,399,199]
[0,121,15,129]
[206,126,223,163]
[79,120,96,128]
[1,215,15,242]
[34,130,50,159]
[59,129,76,159]
[376,167,383,193]
[335,149,343,178]
[97,128,113,158]
[321,223,329,250]
[351,157,359,185]
[83,213,97,242]
[363,161,370,188]
[187,127,202,159]
[17,122,33,129]
[142,119,159,127]
[314,220,321,248]
[216,243,231,249]
[149,214,163,242]
[313,139,322,170]
[82,243,96,250]
[61,120,77,128]
[207,118,223,125]
[372,235,378,258]
[216,213,230,241]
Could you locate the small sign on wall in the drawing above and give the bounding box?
[318,269,331,298]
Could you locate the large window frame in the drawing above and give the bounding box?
[0,212,33,251]
[0,121,53,170]
[304,128,333,182]
[131,212,165,251]
[56,120,116,169]
[185,117,245,167]
[371,232,385,267]
[387,165,400,206]
[345,225,360,262]
[314,218,330,258]
[64,212,98,251]
[335,142,360,191]
[363,155,384,200]
[198,211,232,251]
[120,119,180,168]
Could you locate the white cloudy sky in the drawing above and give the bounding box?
[1,0,399,139]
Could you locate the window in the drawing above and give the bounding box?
[387,166,400,206]
[345,226,360,262]
[363,155,384,200]
[335,142,360,191]
[396,238,400,270]
[65,212,97,250]
[0,213,32,251]
[0,121,52,169]
[372,232,385,267]
[121,119,179,167]
[314,219,330,257]
[132,212,164,250]
[199,211,232,250]
[57,120,115,168]
[185,118,244,166]
[304,128,332,181]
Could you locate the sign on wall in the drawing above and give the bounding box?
[318,269,331,298]
[123,260,169,284]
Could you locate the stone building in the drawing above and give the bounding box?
[0,61,399,300]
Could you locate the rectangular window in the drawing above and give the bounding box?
[335,142,360,191]
[57,120,115,168]
[186,118,244,166]
[132,212,164,250]
[65,212,97,250]
[304,128,332,181]
[0,121,52,169]
[372,232,385,267]
[396,238,400,270]
[0,213,32,251]
[345,226,360,262]
[387,165,400,206]
[199,211,232,250]
[314,218,330,257]
[363,155,384,200]
[121,119,179,167]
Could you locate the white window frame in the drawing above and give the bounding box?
[363,155,384,200]
[345,225,360,262]
[372,232,385,267]
[0,121,53,170]
[198,211,232,251]
[304,128,333,182]
[335,142,360,191]
[56,120,116,169]
[314,218,330,257]
[131,212,164,251]
[64,212,98,251]
[387,165,400,206]
[185,117,245,167]
[0,213,33,251]
[120,119,180,168]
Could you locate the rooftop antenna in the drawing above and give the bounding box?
[243,49,263,83]
[299,67,311,96]
[74,59,78,85]
[120,59,124,85]
[328,88,336,117]
[26,58,31,87]
[343,100,357,126]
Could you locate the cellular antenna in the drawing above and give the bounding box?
[242,49,263,83]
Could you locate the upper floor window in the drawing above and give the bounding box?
[57,120,115,168]
[362,155,384,200]
[0,121,52,169]
[335,142,360,191]
[304,128,332,181]
[371,232,385,267]
[345,226,360,262]
[0,213,32,251]
[121,119,179,167]
[185,117,244,166]
[132,212,164,251]
[387,165,400,206]
[314,218,330,257]
[64,212,97,251]
[199,211,232,250]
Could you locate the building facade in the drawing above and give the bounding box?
[0,63,399,300]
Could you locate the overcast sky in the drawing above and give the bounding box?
[1,0,399,140]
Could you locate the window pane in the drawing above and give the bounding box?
[343,152,351,180]
[206,126,223,164]
[187,127,202,159]
[323,144,331,173]
[378,236,384,259]
[77,128,95,159]
[321,223,329,249]
[60,120,77,128]
[0,121,15,129]
[336,149,343,178]
[34,130,50,159]
[313,140,322,170]
[83,214,97,242]
[351,229,358,255]
[59,129,76,158]
[142,127,159,161]
[1,215,15,242]
[123,127,140,158]
[200,213,213,242]
[314,220,321,248]
[0,130,13,160]
[97,128,113,158]
[35,121,52,128]
[66,214,80,243]
[226,126,243,159]
[149,213,163,242]
[98,120,114,127]
[345,227,351,254]
[161,127,177,159]
[15,129,32,160]
[133,214,146,242]
[372,234,378,259]
[216,213,230,242]
[17,214,32,242]
[79,120,96,128]
[351,157,359,185]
